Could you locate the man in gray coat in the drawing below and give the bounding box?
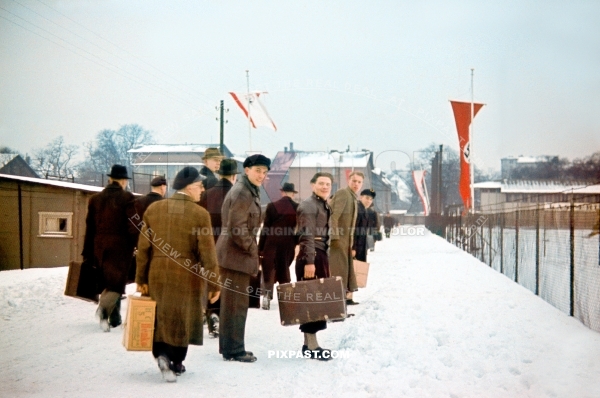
[329,171,363,305]
[216,154,271,363]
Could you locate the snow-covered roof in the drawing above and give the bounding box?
[128,144,219,153]
[472,181,502,189]
[0,173,103,192]
[474,180,600,194]
[0,154,18,167]
[289,151,371,168]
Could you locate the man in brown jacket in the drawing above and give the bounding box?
[216,154,270,363]
[329,171,363,305]
[82,164,137,332]
[135,166,220,382]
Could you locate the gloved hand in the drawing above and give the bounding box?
[137,283,149,296]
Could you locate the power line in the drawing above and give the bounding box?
[33,0,213,107]
[0,7,198,108]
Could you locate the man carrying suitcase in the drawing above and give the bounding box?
[295,172,334,360]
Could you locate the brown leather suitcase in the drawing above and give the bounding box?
[277,277,347,326]
[64,260,99,303]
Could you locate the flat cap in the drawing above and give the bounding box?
[173,167,205,190]
[150,176,167,187]
[243,154,271,170]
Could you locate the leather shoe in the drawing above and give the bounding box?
[223,351,257,362]
[346,299,359,305]
[301,345,333,361]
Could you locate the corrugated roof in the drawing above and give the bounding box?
[0,173,103,192]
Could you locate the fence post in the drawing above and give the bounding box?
[488,218,492,267]
[480,223,484,263]
[535,204,540,296]
[515,210,519,284]
[500,212,504,275]
[569,194,575,317]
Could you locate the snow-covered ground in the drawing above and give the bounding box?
[2,229,600,397]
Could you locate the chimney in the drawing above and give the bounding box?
[284,146,288,153]
[290,142,294,152]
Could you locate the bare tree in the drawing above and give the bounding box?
[77,124,154,184]
[33,136,78,179]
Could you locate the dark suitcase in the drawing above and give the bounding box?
[277,276,347,326]
[64,260,100,303]
[248,270,262,309]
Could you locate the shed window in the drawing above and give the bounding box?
[38,212,73,238]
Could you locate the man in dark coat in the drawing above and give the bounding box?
[82,165,137,332]
[353,189,376,262]
[135,167,219,382]
[295,172,334,360]
[199,159,239,243]
[199,147,223,191]
[134,176,167,218]
[198,158,239,337]
[258,182,299,310]
[383,212,395,238]
[216,154,270,363]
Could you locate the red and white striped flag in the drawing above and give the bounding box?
[229,92,277,131]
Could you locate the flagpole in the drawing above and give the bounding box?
[246,70,252,152]
[470,68,475,213]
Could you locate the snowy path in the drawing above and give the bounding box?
[1,230,600,397]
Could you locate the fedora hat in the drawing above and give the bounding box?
[217,158,239,175]
[202,147,224,160]
[280,182,298,193]
[107,164,130,179]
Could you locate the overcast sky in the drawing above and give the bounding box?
[1,0,599,173]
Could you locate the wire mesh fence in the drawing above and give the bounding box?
[444,204,600,332]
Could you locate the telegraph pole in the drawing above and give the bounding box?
[219,100,225,155]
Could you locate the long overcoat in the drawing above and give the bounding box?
[329,186,358,292]
[258,195,298,284]
[352,201,369,262]
[216,175,261,276]
[82,182,137,294]
[199,178,233,243]
[135,193,219,347]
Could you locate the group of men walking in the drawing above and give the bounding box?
[82,148,381,382]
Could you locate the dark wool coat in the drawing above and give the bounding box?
[258,196,299,284]
[329,186,358,291]
[352,201,369,262]
[383,215,395,231]
[82,182,137,294]
[216,175,261,276]
[134,192,164,220]
[135,193,219,347]
[198,178,233,243]
[199,166,219,191]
